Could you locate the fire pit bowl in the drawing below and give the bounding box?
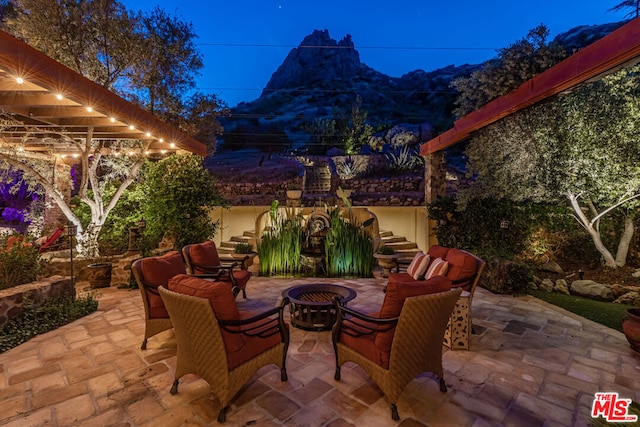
[282,283,357,331]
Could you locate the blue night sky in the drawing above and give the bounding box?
[133,1,627,107]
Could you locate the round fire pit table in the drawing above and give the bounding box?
[282,283,357,331]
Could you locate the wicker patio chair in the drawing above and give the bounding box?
[332,287,462,421]
[182,240,251,298]
[131,251,184,350]
[158,284,290,423]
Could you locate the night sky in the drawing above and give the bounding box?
[132,1,626,107]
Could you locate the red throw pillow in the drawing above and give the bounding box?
[189,241,221,272]
[406,252,425,277]
[413,254,431,280]
[425,257,449,280]
[168,274,243,352]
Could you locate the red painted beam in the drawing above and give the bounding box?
[421,18,640,155]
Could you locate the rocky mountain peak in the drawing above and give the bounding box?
[262,29,362,93]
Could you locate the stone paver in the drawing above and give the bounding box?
[0,273,638,426]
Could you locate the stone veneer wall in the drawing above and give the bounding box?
[0,276,74,329]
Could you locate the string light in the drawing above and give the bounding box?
[56,94,63,100]
[86,106,93,112]
[159,138,164,143]
[15,77,24,84]
[110,117,116,123]
[128,125,134,130]
[145,132,151,137]
[170,143,176,148]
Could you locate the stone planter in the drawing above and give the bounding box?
[622,308,640,353]
[286,190,302,199]
[374,253,398,276]
[87,262,112,289]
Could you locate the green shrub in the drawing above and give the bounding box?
[376,245,396,255]
[234,242,254,254]
[0,233,45,290]
[482,259,533,296]
[141,154,227,252]
[0,294,98,353]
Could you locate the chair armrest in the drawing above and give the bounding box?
[219,298,290,341]
[333,300,398,340]
[451,272,478,286]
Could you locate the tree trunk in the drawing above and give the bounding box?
[567,192,617,268]
[615,215,635,267]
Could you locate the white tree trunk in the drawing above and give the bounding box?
[615,215,635,267]
[567,192,617,268]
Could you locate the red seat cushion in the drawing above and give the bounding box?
[375,276,453,352]
[140,251,185,318]
[339,322,389,368]
[168,274,243,352]
[188,241,221,274]
[445,249,478,291]
[227,312,285,370]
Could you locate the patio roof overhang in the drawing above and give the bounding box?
[420,17,640,156]
[0,30,207,157]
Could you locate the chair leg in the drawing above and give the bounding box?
[242,287,247,299]
[334,365,341,381]
[281,367,288,382]
[439,377,447,393]
[217,406,228,423]
[170,379,179,395]
[141,338,147,350]
[391,403,399,421]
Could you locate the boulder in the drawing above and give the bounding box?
[610,283,640,298]
[554,279,570,295]
[570,280,614,301]
[539,278,555,292]
[539,261,564,274]
[614,291,640,306]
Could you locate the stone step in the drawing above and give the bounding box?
[384,241,419,251]
[379,230,394,238]
[381,235,408,244]
[231,235,252,243]
[243,230,256,238]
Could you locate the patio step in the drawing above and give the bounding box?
[383,240,419,251]
[379,230,394,238]
[380,235,408,244]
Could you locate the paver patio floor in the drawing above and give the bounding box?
[0,273,638,426]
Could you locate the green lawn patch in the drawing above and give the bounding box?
[529,290,634,332]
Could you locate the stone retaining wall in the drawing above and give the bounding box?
[43,253,140,288]
[0,276,74,329]
[214,173,425,206]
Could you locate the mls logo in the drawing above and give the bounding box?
[591,392,638,423]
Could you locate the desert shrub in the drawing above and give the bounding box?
[0,294,98,352]
[0,233,45,290]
